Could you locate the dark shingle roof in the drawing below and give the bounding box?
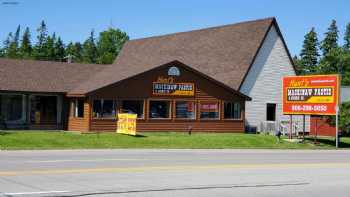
[69,17,276,95]
[0,58,110,93]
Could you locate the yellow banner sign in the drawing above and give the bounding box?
[117,113,137,136]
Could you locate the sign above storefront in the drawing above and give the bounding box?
[282,74,340,115]
[153,77,194,96]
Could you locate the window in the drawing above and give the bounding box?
[175,101,195,119]
[93,99,116,118]
[0,94,24,122]
[200,102,219,119]
[121,100,144,119]
[149,100,171,119]
[73,99,84,118]
[224,102,241,119]
[266,103,276,121]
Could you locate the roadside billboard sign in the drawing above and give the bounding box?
[282,74,340,115]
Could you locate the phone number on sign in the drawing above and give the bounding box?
[291,105,327,112]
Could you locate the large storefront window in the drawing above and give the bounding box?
[149,100,171,119]
[121,100,144,119]
[199,102,219,119]
[175,101,195,119]
[93,99,116,118]
[30,95,58,123]
[224,102,241,119]
[0,94,25,122]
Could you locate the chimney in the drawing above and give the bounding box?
[64,54,74,63]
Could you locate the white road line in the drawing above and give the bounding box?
[3,190,70,195]
[26,158,144,163]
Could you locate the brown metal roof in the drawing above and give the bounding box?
[69,17,276,95]
[0,58,110,93]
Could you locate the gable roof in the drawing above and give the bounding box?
[69,17,279,95]
[0,58,110,93]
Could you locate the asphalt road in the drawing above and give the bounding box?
[0,149,350,197]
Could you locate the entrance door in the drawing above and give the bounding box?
[30,96,57,124]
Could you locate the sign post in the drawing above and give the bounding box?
[282,75,340,145]
[336,106,339,148]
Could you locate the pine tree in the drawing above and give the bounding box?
[73,42,83,62]
[321,20,339,56]
[0,48,4,57]
[33,20,48,60]
[65,42,83,63]
[299,27,319,74]
[20,27,32,58]
[292,55,303,75]
[54,37,65,61]
[46,33,56,60]
[82,30,97,63]
[344,22,350,50]
[8,25,21,58]
[2,32,13,57]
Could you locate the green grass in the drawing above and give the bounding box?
[0,131,349,150]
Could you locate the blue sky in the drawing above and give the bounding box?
[0,0,349,56]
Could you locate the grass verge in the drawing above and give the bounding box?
[0,131,349,150]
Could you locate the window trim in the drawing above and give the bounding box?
[120,99,146,120]
[148,99,172,120]
[223,101,242,120]
[198,100,220,120]
[92,99,117,120]
[72,99,84,118]
[174,100,196,120]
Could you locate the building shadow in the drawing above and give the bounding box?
[0,131,11,136]
[306,137,350,148]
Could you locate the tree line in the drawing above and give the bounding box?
[294,19,350,135]
[0,21,129,64]
[294,19,350,85]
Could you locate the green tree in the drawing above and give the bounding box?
[344,22,350,50]
[299,27,319,74]
[321,20,339,56]
[33,20,48,60]
[0,48,4,57]
[2,32,13,57]
[54,37,65,61]
[318,47,350,85]
[82,30,97,63]
[7,25,21,58]
[96,28,129,64]
[327,102,350,136]
[46,33,56,60]
[65,42,83,63]
[292,55,303,75]
[19,27,32,58]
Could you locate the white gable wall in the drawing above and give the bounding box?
[240,25,310,132]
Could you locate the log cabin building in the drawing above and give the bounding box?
[0,17,304,133]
